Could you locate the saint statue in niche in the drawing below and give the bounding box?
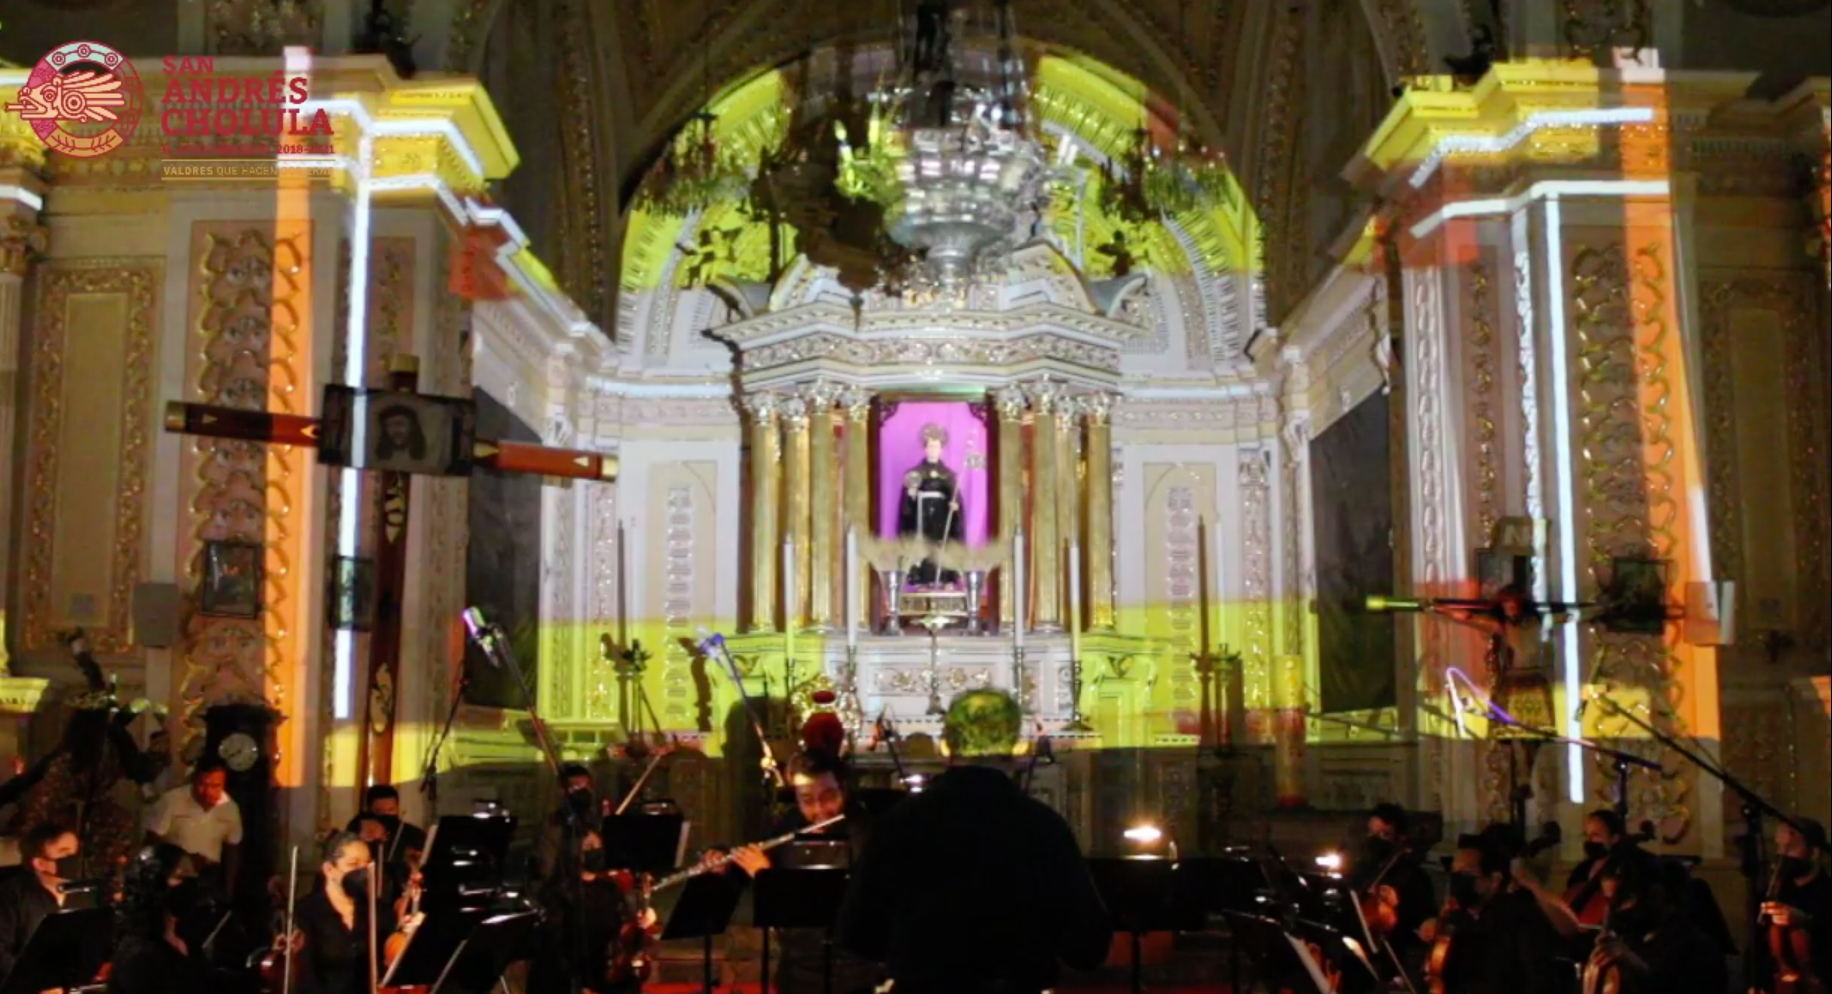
[899,423,963,585]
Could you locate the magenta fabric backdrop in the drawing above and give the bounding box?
[877,400,990,547]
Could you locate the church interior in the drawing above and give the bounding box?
[0,0,1829,990]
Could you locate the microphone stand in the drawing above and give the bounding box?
[1588,693,1812,994]
[703,634,788,792]
[1483,702,1661,826]
[464,618,588,994]
[420,670,469,814]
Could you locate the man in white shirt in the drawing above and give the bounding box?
[145,758,242,896]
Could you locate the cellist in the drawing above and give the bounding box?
[1760,819,1830,994]
[1582,854,1726,994]
[526,828,658,994]
[1564,810,1657,928]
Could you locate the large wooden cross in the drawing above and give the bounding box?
[164,382,617,787]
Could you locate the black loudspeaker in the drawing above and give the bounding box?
[132,582,181,647]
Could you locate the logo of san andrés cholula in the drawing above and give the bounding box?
[4,41,144,159]
[159,56,334,156]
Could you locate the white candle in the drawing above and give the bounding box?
[782,538,796,631]
[1068,541,1082,660]
[846,525,860,651]
[1013,530,1026,650]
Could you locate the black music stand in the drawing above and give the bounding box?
[1172,855,1269,994]
[435,910,540,994]
[0,907,113,994]
[1221,912,1333,994]
[600,812,689,875]
[1088,857,1202,994]
[754,868,850,994]
[1294,916,1382,994]
[420,814,516,905]
[660,872,744,993]
[382,907,489,989]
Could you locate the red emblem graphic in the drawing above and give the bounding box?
[4,41,144,159]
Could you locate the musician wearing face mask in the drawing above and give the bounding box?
[1761,818,1832,993]
[1351,802,1438,967]
[1584,855,1727,994]
[345,786,426,875]
[291,832,392,994]
[1564,810,1656,928]
[528,829,657,994]
[537,765,603,883]
[1434,832,1564,994]
[0,821,85,986]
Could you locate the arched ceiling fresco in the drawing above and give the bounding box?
[618,45,1257,307]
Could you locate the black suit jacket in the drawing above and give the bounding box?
[837,765,1111,993]
[0,872,60,983]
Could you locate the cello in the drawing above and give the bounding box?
[1565,822,1655,928]
[1580,903,1626,994]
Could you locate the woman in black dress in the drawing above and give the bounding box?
[292,831,395,994]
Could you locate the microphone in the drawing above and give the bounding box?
[1364,594,1591,617]
[461,607,504,667]
[695,628,725,657]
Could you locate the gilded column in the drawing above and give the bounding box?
[0,216,45,672]
[780,395,812,631]
[841,388,873,625]
[1027,379,1063,632]
[744,393,781,633]
[1083,393,1116,631]
[994,387,1027,630]
[805,382,841,632]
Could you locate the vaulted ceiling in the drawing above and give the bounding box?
[460,0,1446,332]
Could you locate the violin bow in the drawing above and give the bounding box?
[283,846,298,994]
[368,860,380,994]
[614,748,670,817]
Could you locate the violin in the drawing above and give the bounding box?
[604,868,658,986]
[1423,903,1464,994]
[1763,853,1824,994]
[379,869,430,994]
[382,871,422,967]
[257,847,302,994]
[1358,839,1412,940]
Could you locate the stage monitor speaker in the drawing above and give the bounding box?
[1684,580,1735,646]
[133,582,181,648]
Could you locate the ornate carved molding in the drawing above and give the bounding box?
[0,218,48,278]
[1239,449,1273,719]
[22,260,159,655]
[1467,256,1499,544]
[1699,270,1826,648]
[1570,240,1693,840]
